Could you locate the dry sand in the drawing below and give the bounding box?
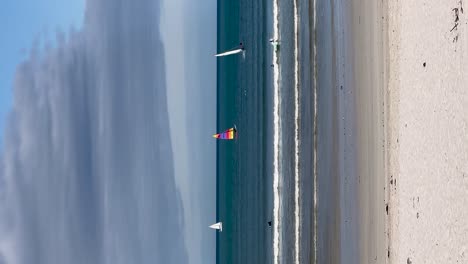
[315,0,467,262]
[387,0,468,263]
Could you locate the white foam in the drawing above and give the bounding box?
[312,0,318,262]
[272,0,281,263]
[293,0,301,262]
[273,1,318,262]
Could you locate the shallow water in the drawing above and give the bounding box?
[216,0,317,263]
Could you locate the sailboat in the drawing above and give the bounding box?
[213,126,237,140]
[215,43,244,57]
[209,222,223,232]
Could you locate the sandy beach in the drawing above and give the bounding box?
[285,0,467,262]
[349,0,388,263]
[347,0,388,263]
[322,0,468,262]
[314,0,388,262]
[387,0,468,263]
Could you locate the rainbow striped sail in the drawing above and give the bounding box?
[213,127,237,140]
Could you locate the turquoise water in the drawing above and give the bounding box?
[216,0,272,263]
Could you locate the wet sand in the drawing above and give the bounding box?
[350,0,388,263]
[387,0,468,263]
[315,0,387,262]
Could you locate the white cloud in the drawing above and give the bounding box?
[0,0,188,263]
[161,0,217,263]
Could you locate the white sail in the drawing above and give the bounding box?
[209,222,223,232]
[215,48,243,57]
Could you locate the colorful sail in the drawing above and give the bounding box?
[213,127,236,140]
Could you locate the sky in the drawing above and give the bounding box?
[0,0,216,263]
[0,0,85,145]
[161,0,217,263]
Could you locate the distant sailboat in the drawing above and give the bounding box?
[213,127,237,140]
[209,222,223,232]
[215,43,244,57]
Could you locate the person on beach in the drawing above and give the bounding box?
[269,38,280,51]
[269,38,279,44]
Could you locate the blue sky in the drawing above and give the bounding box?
[0,1,216,263]
[0,0,85,144]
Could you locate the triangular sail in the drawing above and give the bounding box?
[215,48,243,57]
[213,127,236,140]
[215,44,244,57]
[209,222,222,232]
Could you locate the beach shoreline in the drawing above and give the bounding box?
[349,0,388,262]
[277,0,468,263]
[313,0,388,262]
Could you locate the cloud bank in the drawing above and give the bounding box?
[0,0,188,263]
[161,0,217,263]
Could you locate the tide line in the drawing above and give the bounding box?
[312,0,318,262]
[272,0,281,262]
[293,0,301,262]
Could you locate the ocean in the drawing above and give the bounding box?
[216,0,316,263]
[216,1,272,263]
[216,0,271,263]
